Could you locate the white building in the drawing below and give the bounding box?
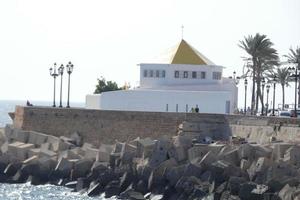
[86,39,238,114]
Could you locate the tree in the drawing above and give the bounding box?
[94,77,121,94]
[239,33,278,114]
[273,67,291,109]
[285,47,300,106]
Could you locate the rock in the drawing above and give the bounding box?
[207,143,226,155]
[28,148,41,158]
[84,147,98,160]
[120,172,135,193]
[272,143,293,161]
[27,131,48,147]
[105,180,121,198]
[135,180,148,194]
[4,124,14,142]
[220,191,241,200]
[54,157,73,178]
[237,144,255,161]
[87,181,104,196]
[182,162,202,178]
[58,149,82,161]
[238,182,263,200]
[164,164,185,186]
[0,155,9,172]
[187,144,208,162]
[173,135,193,150]
[251,184,268,195]
[198,151,217,169]
[37,157,57,181]
[11,129,29,143]
[47,136,73,152]
[22,155,38,165]
[121,143,137,164]
[16,143,35,161]
[8,141,25,156]
[148,170,165,192]
[253,145,273,159]
[65,180,77,188]
[98,169,118,187]
[278,184,296,200]
[156,158,177,177]
[228,176,247,195]
[39,148,57,159]
[136,138,156,158]
[168,146,186,162]
[11,169,29,183]
[4,162,22,177]
[60,136,76,145]
[72,158,93,179]
[214,182,227,200]
[90,161,109,179]
[240,159,251,171]
[220,148,239,166]
[70,132,82,146]
[175,176,202,194]
[75,177,90,192]
[82,142,95,151]
[1,142,8,154]
[119,188,145,200]
[149,139,171,168]
[97,144,113,162]
[283,145,300,166]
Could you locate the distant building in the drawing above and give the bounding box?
[86,39,238,114]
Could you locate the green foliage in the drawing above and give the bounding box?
[94,77,121,94]
[239,33,279,113]
[285,46,300,65]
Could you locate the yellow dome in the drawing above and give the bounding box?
[170,39,215,65]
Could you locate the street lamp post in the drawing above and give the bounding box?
[244,79,248,114]
[49,63,59,107]
[288,66,299,117]
[261,78,266,115]
[271,76,277,116]
[66,61,74,108]
[58,64,64,108]
[266,85,270,116]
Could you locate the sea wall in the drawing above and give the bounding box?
[12,106,300,146]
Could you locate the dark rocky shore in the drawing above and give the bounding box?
[0,122,300,200]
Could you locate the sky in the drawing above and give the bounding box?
[0,0,299,108]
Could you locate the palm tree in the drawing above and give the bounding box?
[239,33,278,114]
[285,47,300,106]
[273,67,291,109]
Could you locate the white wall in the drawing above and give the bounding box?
[139,63,223,88]
[85,94,101,109]
[86,89,235,114]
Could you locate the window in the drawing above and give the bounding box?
[162,70,166,78]
[143,70,148,77]
[174,71,179,78]
[149,70,153,77]
[183,71,188,78]
[156,70,160,77]
[192,71,197,79]
[213,72,222,80]
[201,72,206,79]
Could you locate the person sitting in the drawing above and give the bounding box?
[26,100,33,106]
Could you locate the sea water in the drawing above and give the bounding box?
[0,100,117,200]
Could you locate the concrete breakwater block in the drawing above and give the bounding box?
[28,131,48,147]
[4,125,300,199]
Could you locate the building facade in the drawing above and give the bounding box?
[86,39,238,114]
